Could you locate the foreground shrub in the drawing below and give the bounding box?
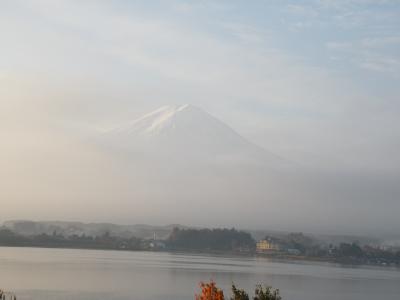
[195,281,225,300]
[230,284,249,300]
[196,281,281,300]
[254,285,281,300]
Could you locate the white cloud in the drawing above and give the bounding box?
[286,3,320,18]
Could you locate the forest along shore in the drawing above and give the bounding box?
[1,225,399,268]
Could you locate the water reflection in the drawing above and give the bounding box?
[0,247,399,300]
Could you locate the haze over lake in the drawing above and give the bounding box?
[1,1,400,299]
[1,247,399,300]
[1,0,400,236]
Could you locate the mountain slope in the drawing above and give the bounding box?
[86,104,297,228]
[101,104,284,167]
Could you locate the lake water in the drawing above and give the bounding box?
[0,247,399,300]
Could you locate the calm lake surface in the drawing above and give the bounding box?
[0,247,399,300]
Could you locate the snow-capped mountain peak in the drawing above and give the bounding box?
[110,104,199,136]
[100,104,285,167]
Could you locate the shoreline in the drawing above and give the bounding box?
[1,244,398,270]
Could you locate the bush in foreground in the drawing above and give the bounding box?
[195,281,281,300]
[196,281,225,300]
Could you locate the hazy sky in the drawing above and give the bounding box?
[1,0,399,235]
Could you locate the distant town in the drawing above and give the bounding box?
[1,220,399,267]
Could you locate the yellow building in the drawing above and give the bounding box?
[256,239,280,252]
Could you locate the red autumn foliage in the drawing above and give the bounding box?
[195,280,225,300]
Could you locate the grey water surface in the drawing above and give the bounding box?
[0,247,399,300]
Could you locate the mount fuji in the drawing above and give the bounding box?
[100,104,286,169]
[86,105,301,227]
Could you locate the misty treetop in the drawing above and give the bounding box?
[168,228,255,251]
[0,228,142,251]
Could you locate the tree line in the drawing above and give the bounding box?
[168,228,255,251]
[1,226,399,266]
[0,228,142,251]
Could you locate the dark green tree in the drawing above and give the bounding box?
[253,285,281,300]
[230,284,249,300]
